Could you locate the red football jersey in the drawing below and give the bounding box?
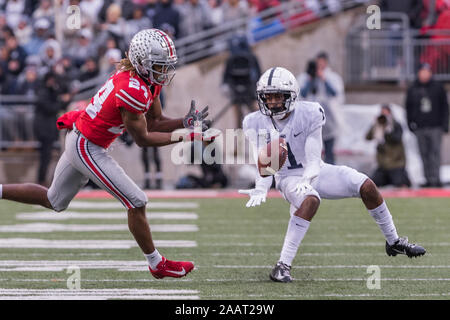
[76,70,161,148]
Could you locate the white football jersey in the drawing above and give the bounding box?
[243,100,326,177]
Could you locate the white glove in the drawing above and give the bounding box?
[238,188,267,208]
[294,181,314,197]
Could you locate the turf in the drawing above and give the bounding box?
[0,196,448,300]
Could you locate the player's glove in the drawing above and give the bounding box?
[183,100,211,131]
[294,181,314,197]
[238,188,267,208]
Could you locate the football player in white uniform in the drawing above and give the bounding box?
[239,67,426,283]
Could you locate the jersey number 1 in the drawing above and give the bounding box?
[286,142,303,169]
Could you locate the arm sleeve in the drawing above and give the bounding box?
[309,103,326,133]
[248,138,273,191]
[115,79,147,114]
[243,117,273,192]
[302,126,323,184]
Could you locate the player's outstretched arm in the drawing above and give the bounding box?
[146,96,184,132]
[295,127,322,196]
[121,107,181,147]
[238,136,273,208]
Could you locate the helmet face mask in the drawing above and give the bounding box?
[257,90,295,120]
[128,29,177,86]
[256,67,299,120]
[140,58,176,86]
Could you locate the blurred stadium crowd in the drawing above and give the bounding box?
[0,0,449,189]
[2,0,449,96]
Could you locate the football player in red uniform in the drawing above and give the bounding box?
[0,29,209,279]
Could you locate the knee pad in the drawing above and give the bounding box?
[47,189,69,213]
[132,190,148,209]
[290,188,321,212]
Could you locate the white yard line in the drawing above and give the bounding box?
[17,212,198,220]
[213,265,450,269]
[203,242,450,246]
[0,295,199,300]
[0,223,198,233]
[42,201,199,210]
[0,260,199,272]
[0,239,196,249]
[0,278,193,282]
[0,288,199,300]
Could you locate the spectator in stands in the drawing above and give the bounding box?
[4,53,23,94]
[380,0,423,29]
[178,0,214,38]
[0,12,7,30]
[221,0,249,22]
[39,39,62,74]
[32,0,54,22]
[98,3,127,51]
[145,0,159,22]
[420,0,449,30]
[366,104,411,188]
[405,63,449,187]
[60,55,80,82]
[154,0,181,38]
[4,0,26,30]
[79,0,105,26]
[34,69,71,186]
[79,57,100,82]
[14,15,32,46]
[16,65,39,97]
[5,35,27,74]
[0,45,15,94]
[259,0,282,12]
[125,5,152,43]
[99,48,122,74]
[208,0,223,27]
[0,26,15,43]
[66,29,96,67]
[297,51,344,164]
[23,18,50,55]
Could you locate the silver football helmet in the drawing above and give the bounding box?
[128,28,177,86]
[256,67,299,120]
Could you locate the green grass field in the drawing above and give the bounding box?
[0,196,448,300]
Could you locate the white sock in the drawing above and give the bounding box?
[368,201,399,245]
[0,184,2,199]
[279,215,310,266]
[144,249,163,269]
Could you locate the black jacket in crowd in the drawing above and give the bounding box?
[33,73,70,142]
[405,79,449,133]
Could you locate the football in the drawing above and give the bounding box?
[258,138,288,177]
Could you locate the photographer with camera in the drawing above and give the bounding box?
[366,104,411,188]
[221,34,261,128]
[297,52,344,164]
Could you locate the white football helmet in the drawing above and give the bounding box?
[256,67,299,120]
[128,28,177,86]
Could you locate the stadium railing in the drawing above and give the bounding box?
[346,11,450,83]
[0,98,37,149]
[175,0,370,65]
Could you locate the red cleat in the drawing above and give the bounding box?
[149,257,194,279]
